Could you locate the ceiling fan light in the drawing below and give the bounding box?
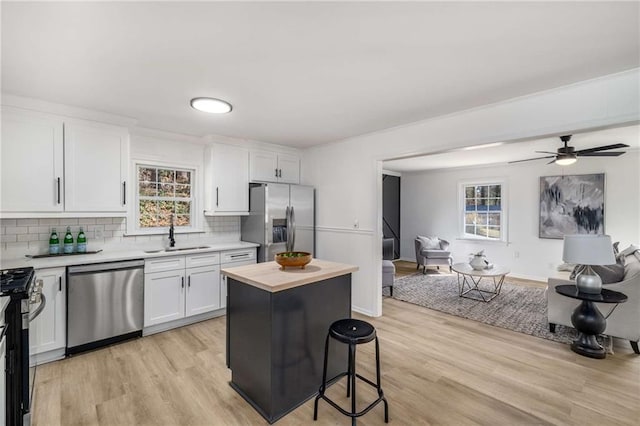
[190,97,232,114]
[555,155,577,166]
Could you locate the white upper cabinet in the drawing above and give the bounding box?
[276,153,301,184]
[250,151,300,184]
[1,110,64,212]
[64,121,129,212]
[205,144,249,215]
[0,108,129,216]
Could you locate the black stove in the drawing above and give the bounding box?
[2,265,39,426]
[1,267,35,295]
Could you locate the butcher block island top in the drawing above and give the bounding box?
[221,258,358,292]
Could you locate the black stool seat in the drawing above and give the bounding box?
[314,318,389,425]
[329,319,376,345]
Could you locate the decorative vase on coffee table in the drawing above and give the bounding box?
[469,254,486,270]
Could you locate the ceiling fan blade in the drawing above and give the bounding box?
[547,159,557,165]
[577,151,626,157]
[534,151,558,154]
[508,155,555,164]
[574,143,629,154]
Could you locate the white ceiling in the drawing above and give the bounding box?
[383,124,640,172]
[2,2,639,147]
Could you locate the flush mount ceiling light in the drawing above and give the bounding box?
[190,97,232,114]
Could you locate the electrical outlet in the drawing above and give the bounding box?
[94,228,104,239]
[514,251,520,259]
[353,219,359,229]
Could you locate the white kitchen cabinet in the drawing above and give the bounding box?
[0,107,129,216]
[219,248,256,309]
[185,265,221,316]
[250,151,300,184]
[144,254,221,328]
[1,109,64,213]
[205,144,249,215]
[64,121,129,212]
[144,269,186,327]
[30,268,66,359]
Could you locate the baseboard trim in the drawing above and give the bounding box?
[143,308,226,336]
[352,305,379,318]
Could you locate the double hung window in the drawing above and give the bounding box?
[136,165,194,230]
[462,183,504,240]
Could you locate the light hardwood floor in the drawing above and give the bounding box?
[33,265,639,426]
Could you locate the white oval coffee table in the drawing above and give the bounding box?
[451,263,510,302]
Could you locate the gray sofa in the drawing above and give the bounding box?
[546,250,640,354]
[414,236,453,274]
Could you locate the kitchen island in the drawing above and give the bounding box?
[222,259,358,424]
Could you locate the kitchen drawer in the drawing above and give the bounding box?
[220,249,255,264]
[144,256,185,274]
[185,252,220,269]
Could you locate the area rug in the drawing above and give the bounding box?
[384,273,584,345]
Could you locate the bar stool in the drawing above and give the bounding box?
[313,318,389,425]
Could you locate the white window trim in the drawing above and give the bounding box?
[126,160,203,236]
[458,178,508,243]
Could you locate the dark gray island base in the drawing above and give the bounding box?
[224,260,356,423]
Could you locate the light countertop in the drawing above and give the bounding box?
[0,241,259,270]
[221,258,358,292]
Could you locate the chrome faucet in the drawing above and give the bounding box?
[169,214,176,247]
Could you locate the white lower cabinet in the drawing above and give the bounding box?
[185,266,220,316]
[30,268,66,363]
[144,254,221,328]
[144,270,186,326]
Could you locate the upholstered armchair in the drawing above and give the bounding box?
[546,251,640,354]
[414,236,453,274]
[382,238,395,296]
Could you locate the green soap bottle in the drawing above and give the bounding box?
[49,228,60,255]
[63,226,74,254]
[77,227,87,253]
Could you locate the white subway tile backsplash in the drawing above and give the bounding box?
[2,215,243,255]
[1,235,17,243]
[17,234,40,242]
[5,227,28,235]
[29,226,50,234]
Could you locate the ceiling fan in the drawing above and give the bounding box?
[509,135,629,166]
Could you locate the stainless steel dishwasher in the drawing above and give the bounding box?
[67,259,144,355]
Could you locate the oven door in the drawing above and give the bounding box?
[22,283,45,424]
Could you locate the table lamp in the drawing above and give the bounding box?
[562,234,615,294]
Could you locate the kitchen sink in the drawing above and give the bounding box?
[144,246,211,254]
[165,246,211,251]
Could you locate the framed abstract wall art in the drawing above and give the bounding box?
[539,173,605,239]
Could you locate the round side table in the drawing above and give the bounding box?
[555,285,627,359]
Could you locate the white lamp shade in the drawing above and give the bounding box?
[562,234,615,265]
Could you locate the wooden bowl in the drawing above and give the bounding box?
[275,251,312,270]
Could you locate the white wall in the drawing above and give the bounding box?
[400,150,640,281]
[301,69,640,317]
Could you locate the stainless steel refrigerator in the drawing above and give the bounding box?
[241,183,315,263]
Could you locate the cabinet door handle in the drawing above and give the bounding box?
[216,187,219,207]
[122,181,127,205]
[58,276,62,292]
[275,168,278,178]
[188,276,191,287]
[279,169,282,178]
[56,177,61,204]
[181,277,184,288]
